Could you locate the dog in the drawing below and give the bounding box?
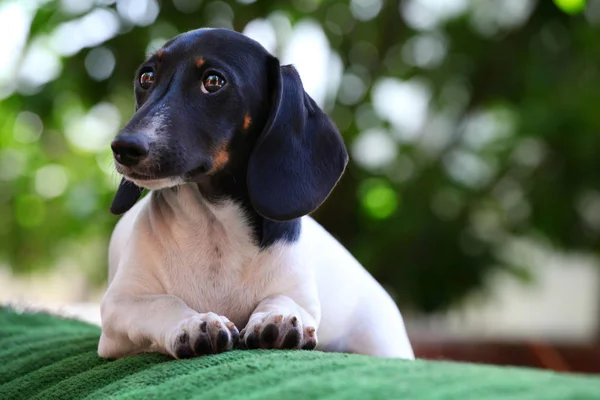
[98,27,414,360]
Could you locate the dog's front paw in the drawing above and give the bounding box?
[167,313,240,359]
[240,312,317,351]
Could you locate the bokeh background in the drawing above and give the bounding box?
[2,0,600,371]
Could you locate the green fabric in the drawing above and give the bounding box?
[1,306,600,399]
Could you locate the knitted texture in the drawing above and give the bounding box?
[1,306,599,399]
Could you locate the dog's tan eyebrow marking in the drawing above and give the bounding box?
[195,57,205,68]
[208,141,229,175]
[243,114,252,131]
[157,49,164,59]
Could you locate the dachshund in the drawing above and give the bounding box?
[98,28,414,360]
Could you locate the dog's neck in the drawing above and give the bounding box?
[153,176,301,249]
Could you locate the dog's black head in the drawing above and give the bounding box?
[110,28,348,222]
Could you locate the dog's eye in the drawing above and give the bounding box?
[139,70,154,90]
[202,73,226,93]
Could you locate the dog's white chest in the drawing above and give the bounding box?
[137,186,286,327]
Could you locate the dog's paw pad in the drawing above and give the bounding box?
[169,313,239,359]
[281,327,301,349]
[301,327,317,350]
[175,332,195,359]
[241,312,317,351]
[259,323,279,348]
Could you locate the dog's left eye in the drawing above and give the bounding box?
[139,70,154,90]
[202,74,226,93]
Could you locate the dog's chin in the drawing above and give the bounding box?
[115,162,186,191]
[126,176,185,191]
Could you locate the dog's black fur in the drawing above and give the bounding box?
[110,28,348,248]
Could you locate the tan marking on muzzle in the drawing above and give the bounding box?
[208,141,229,175]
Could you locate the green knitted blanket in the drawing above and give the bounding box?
[1,306,599,399]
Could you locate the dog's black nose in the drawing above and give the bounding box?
[111,136,150,167]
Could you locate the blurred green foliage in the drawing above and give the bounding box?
[554,0,587,14]
[1,0,600,312]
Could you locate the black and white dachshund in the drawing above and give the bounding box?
[99,28,414,359]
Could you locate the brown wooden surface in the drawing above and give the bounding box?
[411,339,600,375]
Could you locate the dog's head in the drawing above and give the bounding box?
[110,28,348,221]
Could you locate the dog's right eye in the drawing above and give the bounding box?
[202,73,226,94]
[139,70,154,90]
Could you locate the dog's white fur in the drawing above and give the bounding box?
[99,183,414,359]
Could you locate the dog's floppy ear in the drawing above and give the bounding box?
[247,58,348,221]
[110,178,144,215]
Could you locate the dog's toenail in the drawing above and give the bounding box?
[200,321,208,332]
